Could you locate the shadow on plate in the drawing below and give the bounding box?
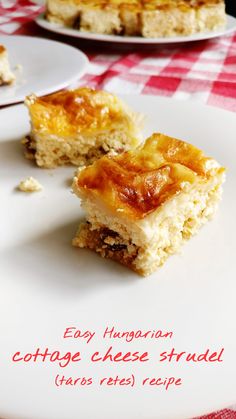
[0,138,32,170]
[3,218,139,298]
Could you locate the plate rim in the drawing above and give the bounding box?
[36,13,236,44]
[0,35,89,107]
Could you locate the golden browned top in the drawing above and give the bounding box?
[142,0,223,10]
[25,87,133,137]
[50,0,140,10]
[76,0,142,13]
[53,0,223,10]
[0,45,6,53]
[76,133,224,219]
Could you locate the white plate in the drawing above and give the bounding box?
[0,96,236,419]
[0,36,88,106]
[36,13,236,44]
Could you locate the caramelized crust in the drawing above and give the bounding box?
[142,0,223,9]
[48,0,223,9]
[26,87,134,137]
[76,133,225,219]
[0,45,6,53]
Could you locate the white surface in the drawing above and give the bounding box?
[0,96,236,419]
[36,14,236,44]
[0,36,88,106]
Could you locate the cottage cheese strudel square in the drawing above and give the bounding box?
[23,87,142,169]
[72,132,225,276]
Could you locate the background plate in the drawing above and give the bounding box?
[0,36,88,106]
[0,96,236,419]
[36,14,236,44]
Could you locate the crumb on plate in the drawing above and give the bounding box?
[18,176,43,193]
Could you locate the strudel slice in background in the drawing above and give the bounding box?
[141,0,226,37]
[46,0,141,35]
[23,87,142,169]
[78,0,141,36]
[45,0,226,38]
[73,133,225,276]
[0,45,15,86]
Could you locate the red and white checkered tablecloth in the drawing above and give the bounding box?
[0,0,236,112]
[0,2,236,419]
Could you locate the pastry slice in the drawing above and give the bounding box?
[46,0,123,34]
[23,87,142,169]
[195,0,226,32]
[141,0,226,38]
[79,1,122,35]
[141,0,197,37]
[120,1,142,36]
[46,0,82,26]
[45,0,226,38]
[0,45,15,86]
[72,133,225,276]
[79,0,142,36]
[46,0,140,35]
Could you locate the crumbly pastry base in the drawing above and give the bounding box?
[22,129,138,169]
[73,223,139,271]
[46,0,226,38]
[73,176,224,276]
